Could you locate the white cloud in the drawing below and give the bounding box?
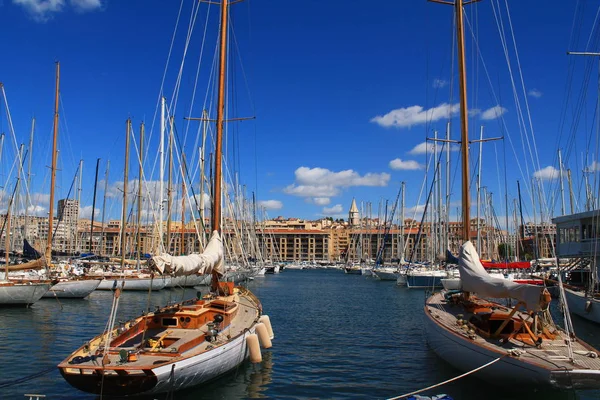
[258,200,283,210]
[371,103,459,128]
[70,0,101,12]
[409,141,459,155]
[313,197,331,206]
[80,205,99,219]
[27,205,47,217]
[407,204,426,215]
[585,161,600,172]
[528,89,542,98]
[433,79,448,88]
[533,166,559,180]
[389,158,423,170]
[284,184,339,198]
[13,0,102,21]
[284,167,390,198]
[323,204,343,214]
[480,105,507,120]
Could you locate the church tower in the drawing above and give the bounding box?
[349,198,360,227]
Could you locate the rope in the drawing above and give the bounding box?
[0,366,55,389]
[387,355,506,400]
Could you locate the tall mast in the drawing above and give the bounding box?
[90,158,100,253]
[200,109,208,245]
[25,118,34,241]
[121,120,131,269]
[137,123,144,263]
[213,0,228,234]
[558,149,565,215]
[181,153,187,255]
[99,160,110,256]
[210,0,229,290]
[46,61,60,264]
[13,144,24,250]
[75,159,83,253]
[166,116,174,253]
[159,96,165,253]
[456,0,471,242]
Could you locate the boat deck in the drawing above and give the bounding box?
[426,291,600,372]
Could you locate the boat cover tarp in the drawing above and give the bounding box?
[481,261,531,269]
[150,230,224,276]
[458,241,545,311]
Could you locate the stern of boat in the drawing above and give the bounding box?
[58,365,158,395]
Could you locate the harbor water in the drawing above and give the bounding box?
[1,269,598,399]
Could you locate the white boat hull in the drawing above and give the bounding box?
[148,328,256,394]
[0,282,51,306]
[96,276,169,291]
[43,279,102,298]
[424,304,553,387]
[564,288,600,324]
[372,269,399,281]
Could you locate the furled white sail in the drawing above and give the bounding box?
[150,231,224,276]
[458,241,546,311]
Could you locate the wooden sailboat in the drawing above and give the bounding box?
[424,0,600,391]
[58,1,273,395]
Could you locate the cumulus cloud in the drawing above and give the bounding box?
[389,158,423,170]
[528,89,542,98]
[433,79,448,88]
[323,204,343,214]
[80,205,99,219]
[371,103,459,128]
[258,200,283,210]
[27,205,47,217]
[13,0,102,21]
[408,204,426,215]
[313,197,331,206]
[585,161,600,173]
[533,166,559,180]
[284,167,390,198]
[480,105,507,120]
[409,141,459,155]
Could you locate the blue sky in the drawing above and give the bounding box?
[0,0,598,228]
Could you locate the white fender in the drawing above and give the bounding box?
[259,315,274,339]
[255,323,272,349]
[246,333,262,363]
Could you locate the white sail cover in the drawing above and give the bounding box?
[458,241,545,311]
[150,231,224,276]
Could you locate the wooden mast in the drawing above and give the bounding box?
[455,0,471,243]
[211,0,229,290]
[121,119,131,269]
[167,116,174,254]
[46,61,60,264]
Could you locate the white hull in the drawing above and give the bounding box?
[96,276,169,291]
[148,328,256,394]
[396,274,407,286]
[424,306,554,387]
[43,279,102,299]
[440,278,461,290]
[361,268,373,276]
[372,269,399,281]
[564,288,600,324]
[0,282,51,306]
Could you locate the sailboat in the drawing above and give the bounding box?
[424,0,600,391]
[58,1,274,395]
